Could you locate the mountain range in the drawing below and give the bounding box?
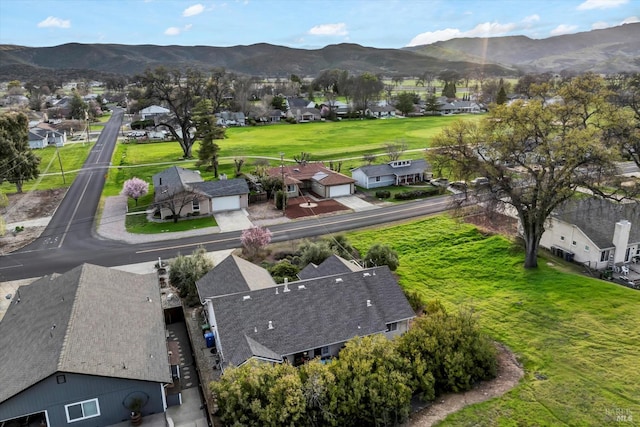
[0,23,637,82]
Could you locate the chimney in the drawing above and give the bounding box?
[613,220,631,264]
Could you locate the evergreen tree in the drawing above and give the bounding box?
[496,85,507,105]
[0,112,40,193]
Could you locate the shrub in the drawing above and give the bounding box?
[393,188,439,200]
[364,243,399,271]
[268,260,300,283]
[375,190,391,199]
[297,240,333,266]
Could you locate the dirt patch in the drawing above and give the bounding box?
[283,196,350,219]
[461,209,519,237]
[407,343,524,426]
[0,188,67,253]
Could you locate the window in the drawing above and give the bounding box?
[584,245,589,252]
[192,198,200,212]
[600,250,611,262]
[56,374,66,384]
[625,248,631,262]
[386,322,398,332]
[572,241,577,246]
[560,236,565,241]
[65,399,100,423]
[321,346,329,356]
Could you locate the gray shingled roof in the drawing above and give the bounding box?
[298,254,362,280]
[551,198,640,249]
[152,165,202,190]
[196,254,276,299]
[352,159,428,178]
[192,178,249,198]
[0,264,172,403]
[211,266,415,368]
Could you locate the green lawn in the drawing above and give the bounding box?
[348,216,640,426]
[1,142,92,193]
[125,211,217,233]
[103,115,479,196]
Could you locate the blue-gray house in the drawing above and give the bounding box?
[351,159,431,189]
[0,264,172,427]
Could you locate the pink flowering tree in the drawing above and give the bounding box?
[241,226,272,260]
[121,177,149,206]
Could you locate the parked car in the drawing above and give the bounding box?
[431,177,449,187]
[470,177,489,186]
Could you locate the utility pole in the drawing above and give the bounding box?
[56,145,66,185]
[280,152,286,216]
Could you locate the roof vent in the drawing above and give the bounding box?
[254,326,258,333]
[268,321,274,330]
[283,278,290,292]
[335,278,343,283]
[243,295,251,301]
[275,288,279,295]
[298,285,306,290]
[367,299,372,307]
[363,272,371,277]
[147,296,152,302]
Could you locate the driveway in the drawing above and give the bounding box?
[214,209,254,232]
[336,195,379,211]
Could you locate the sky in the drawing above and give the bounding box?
[0,0,638,49]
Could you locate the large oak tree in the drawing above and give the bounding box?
[428,74,619,268]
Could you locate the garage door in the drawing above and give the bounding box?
[329,184,351,198]
[212,195,240,212]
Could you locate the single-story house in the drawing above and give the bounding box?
[367,105,397,118]
[540,198,640,270]
[139,105,170,121]
[215,111,246,126]
[266,163,355,198]
[290,107,322,122]
[351,159,431,189]
[0,264,173,427]
[196,255,415,370]
[28,124,67,149]
[152,166,250,220]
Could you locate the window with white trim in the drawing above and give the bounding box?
[560,236,565,241]
[192,198,200,212]
[572,240,577,246]
[386,322,398,332]
[65,398,100,423]
[584,245,589,252]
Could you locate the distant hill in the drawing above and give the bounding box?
[406,23,640,74]
[0,23,637,82]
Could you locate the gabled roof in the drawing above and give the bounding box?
[211,265,415,368]
[0,264,171,403]
[267,163,355,185]
[196,254,277,299]
[352,159,429,178]
[140,105,170,115]
[152,165,203,190]
[28,129,46,141]
[550,198,640,249]
[192,178,250,198]
[298,254,362,280]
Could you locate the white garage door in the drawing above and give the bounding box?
[212,195,240,212]
[329,184,351,198]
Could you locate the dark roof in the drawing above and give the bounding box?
[288,98,309,108]
[551,198,640,248]
[298,254,362,280]
[267,163,354,185]
[196,254,276,299]
[352,159,428,178]
[152,165,202,190]
[192,178,249,198]
[0,264,171,403]
[211,266,415,368]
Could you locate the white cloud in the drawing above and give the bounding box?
[308,23,348,36]
[577,0,628,10]
[621,16,639,24]
[37,16,71,29]
[165,24,193,36]
[165,27,181,36]
[522,14,540,24]
[183,4,205,17]
[591,21,609,29]
[407,21,516,46]
[550,24,578,36]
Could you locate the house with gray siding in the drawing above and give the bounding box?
[196,255,415,370]
[0,264,172,427]
[351,159,431,189]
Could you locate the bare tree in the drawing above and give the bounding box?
[385,140,408,162]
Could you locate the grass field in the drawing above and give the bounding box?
[347,216,640,426]
[1,142,92,193]
[103,115,478,196]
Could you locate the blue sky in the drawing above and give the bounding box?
[0,0,637,49]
